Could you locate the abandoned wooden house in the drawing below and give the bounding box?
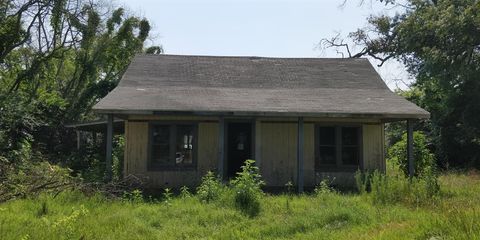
[92,54,429,191]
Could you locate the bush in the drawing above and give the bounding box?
[196,171,224,203]
[230,159,264,217]
[387,131,436,177]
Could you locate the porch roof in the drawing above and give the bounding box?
[93,54,429,120]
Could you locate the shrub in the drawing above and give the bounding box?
[230,159,264,217]
[196,171,223,203]
[387,131,436,177]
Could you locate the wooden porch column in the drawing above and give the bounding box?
[254,119,262,168]
[105,114,114,182]
[218,116,225,180]
[76,130,81,150]
[297,117,304,193]
[407,119,414,178]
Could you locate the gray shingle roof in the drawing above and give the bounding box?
[93,54,429,119]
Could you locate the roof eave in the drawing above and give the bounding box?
[93,109,430,120]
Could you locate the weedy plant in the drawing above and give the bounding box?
[356,170,441,206]
[37,201,49,217]
[163,188,173,205]
[122,189,143,203]
[355,170,369,195]
[230,159,265,217]
[179,186,192,199]
[314,179,334,195]
[196,171,224,203]
[285,181,294,212]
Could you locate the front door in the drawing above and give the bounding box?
[226,122,253,179]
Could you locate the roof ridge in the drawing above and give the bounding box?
[135,53,369,61]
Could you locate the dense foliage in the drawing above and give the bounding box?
[329,0,480,168]
[387,131,436,177]
[0,0,160,182]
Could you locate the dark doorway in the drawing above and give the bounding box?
[226,122,253,179]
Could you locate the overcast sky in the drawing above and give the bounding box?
[119,0,412,90]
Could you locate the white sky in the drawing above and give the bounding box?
[119,0,413,90]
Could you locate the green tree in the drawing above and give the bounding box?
[0,0,160,174]
[326,0,480,168]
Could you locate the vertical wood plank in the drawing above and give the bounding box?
[218,117,225,180]
[362,124,385,171]
[304,124,315,187]
[297,117,304,193]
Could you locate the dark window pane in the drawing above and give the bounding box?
[319,146,336,164]
[176,125,194,165]
[152,144,172,165]
[342,127,358,146]
[342,146,359,165]
[152,125,169,144]
[319,127,335,145]
[151,125,171,166]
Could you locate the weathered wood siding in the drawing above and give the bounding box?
[124,116,218,188]
[124,115,385,188]
[362,124,385,171]
[259,123,298,187]
[258,121,385,187]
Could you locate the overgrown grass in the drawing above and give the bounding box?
[1,172,479,239]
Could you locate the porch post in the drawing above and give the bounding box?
[254,119,262,168]
[407,119,414,178]
[105,114,113,182]
[218,116,225,180]
[297,117,304,193]
[76,130,81,150]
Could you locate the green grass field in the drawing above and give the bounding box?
[1,172,479,240]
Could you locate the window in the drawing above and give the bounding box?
[315,126,361,170]
[149,123,196,170]
[318,127,336,165]
[341,127,360,165]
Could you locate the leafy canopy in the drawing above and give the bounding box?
[329,0,480,168]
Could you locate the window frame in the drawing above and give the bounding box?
[314,124,363,172]
[148,122,198,171]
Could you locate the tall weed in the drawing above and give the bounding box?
[356,170,441,206]
[196,171,224,203]
[230,159,264,217]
